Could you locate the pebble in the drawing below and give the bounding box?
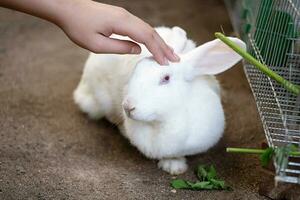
[16,166,26,175]
[171,189,177,193]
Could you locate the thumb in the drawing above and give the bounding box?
[91,35,141,54]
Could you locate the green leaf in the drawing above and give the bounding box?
[210,179,225,189]
[191,181,213,190]
[288,144,298,152]
[196,165,208,181]
[172,164,232,191]
[171,179,191,189]
[260,147,274,167]
[207,165,217,180]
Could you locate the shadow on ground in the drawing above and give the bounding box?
[0,0,269,199]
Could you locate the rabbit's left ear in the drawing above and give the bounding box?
[182,37,246,80]
[169,26,188,53]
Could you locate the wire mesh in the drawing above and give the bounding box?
[225,0,300,184]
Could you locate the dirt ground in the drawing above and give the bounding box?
[0,0,278,199]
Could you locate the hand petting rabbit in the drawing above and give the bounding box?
[74,26,245,175]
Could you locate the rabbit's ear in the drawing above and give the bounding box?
[182,37,245,80]
[169,27,188,53]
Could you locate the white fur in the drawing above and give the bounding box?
[74,26,245,174]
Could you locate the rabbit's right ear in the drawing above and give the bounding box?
[181,37,246,80]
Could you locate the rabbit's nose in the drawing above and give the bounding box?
[124,107,136,117]
[123,100,136,117]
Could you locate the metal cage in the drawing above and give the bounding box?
[225,0,300,184]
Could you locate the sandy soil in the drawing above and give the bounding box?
[0,0,272,199]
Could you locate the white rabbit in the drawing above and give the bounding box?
[74,26,245,175]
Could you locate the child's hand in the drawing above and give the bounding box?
[0,0,180,65]
[59,1,180,65]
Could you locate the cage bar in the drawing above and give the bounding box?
[225,0,300,184]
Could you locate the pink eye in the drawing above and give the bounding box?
[160,75,170,85]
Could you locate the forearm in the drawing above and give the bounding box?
[0,0,179,64]
[0,0,83,26]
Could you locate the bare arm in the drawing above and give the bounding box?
[0,0,180,65]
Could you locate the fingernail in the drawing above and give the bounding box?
[131,46,140,54]
[172,51,180,62]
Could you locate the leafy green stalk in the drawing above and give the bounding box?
[215,32,300,95]
[226,147,300,156]
[226,147,266,154]
[227,146,300,167]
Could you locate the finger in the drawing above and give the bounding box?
[112,15,177,65]
[144,36,168,65]
[144,31,180,64]
[152,31,180,62]
[89,35,141,54]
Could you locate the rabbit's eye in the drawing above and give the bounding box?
[160,75,170,85]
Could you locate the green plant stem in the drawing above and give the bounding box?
[226,147,300,156]
[215,32,300,95]
[226,148,265,154]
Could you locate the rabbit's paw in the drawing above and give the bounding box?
[158,157,187,175]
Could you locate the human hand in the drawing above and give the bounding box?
[57,0,180,65]
[0,0,180,65]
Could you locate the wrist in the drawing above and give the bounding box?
[0,0,92,28]
[47,0,86,27]
[53,0,95,29]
